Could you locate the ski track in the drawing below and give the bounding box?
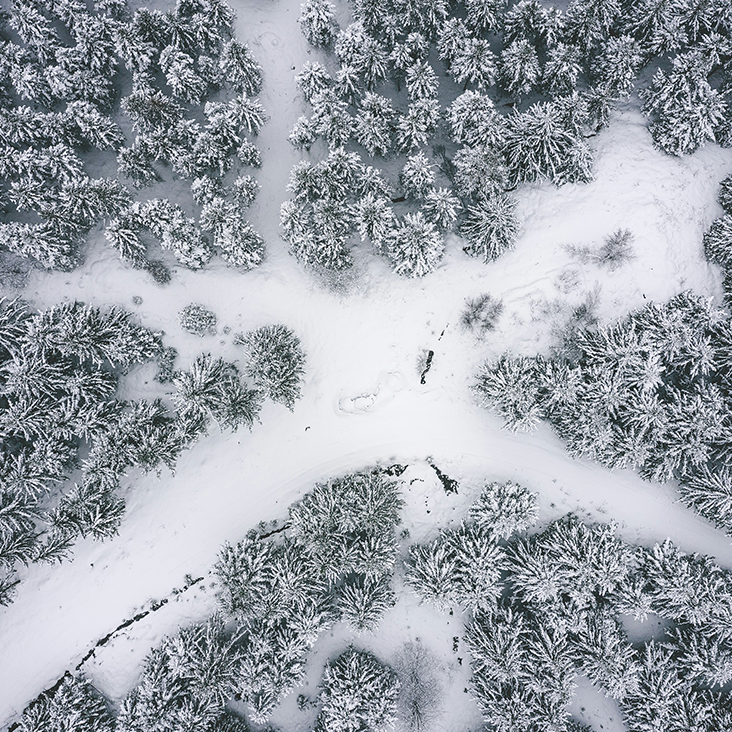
[2,0,732,726]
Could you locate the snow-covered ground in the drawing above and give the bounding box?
[2,0,732,727]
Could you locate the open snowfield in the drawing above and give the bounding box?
[2,0,732,728]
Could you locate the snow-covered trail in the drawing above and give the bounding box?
[4,0,732,724]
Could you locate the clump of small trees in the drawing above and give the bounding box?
[0,0,266,276]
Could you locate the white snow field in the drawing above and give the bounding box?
[2,0,732,728]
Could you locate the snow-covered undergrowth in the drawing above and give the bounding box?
[2,0,732,727]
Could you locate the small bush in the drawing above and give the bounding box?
[460,294,504,335]
[155,347,178,384]
[178,304,217,336]
[594,228,635,270]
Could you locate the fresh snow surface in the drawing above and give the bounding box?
[2,0,732,727]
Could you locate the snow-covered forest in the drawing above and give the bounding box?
[2,0,732,729]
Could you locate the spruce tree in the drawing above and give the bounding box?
[238,324,306,410]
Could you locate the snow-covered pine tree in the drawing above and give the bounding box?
[335,65,362,105]
[503,99,593,185]
[469,480,538,539]
[719,174,732,215]
[678,468,732,533]
[405,61,439,100]
[591,35,643,96]
[563,0,621,55]
[503,0,561,47]
[572,612,641,700]
[396,98,440,152]
[316,648,400,732]
[542,43,581,96]
[499,39,540,100]
[311,89,354,149]
[238,324,306,410]
[288,470,402,582]
[400,152,436,199]
[220,39,264,96]
[299,0,339,48]
[465,0,506,33]
[354,193,396,249]
[437,17,470,70]
[452,145,509,200]
[448,91,506,148]
[354,93,396,157]
[450,37,497,90]
[404,537,459,610]
[460,192,520,262]
[641,51,725,156]
[337,574,396,632]
[173,353,262,430]
[295,62,333,103]
[475,354,544,431]
[16,675,115,732]
[422,187,461,231]
[703,215,732,268]
[388,212,444,277]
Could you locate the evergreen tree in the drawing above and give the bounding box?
[388,212,444,277]
[296,62,332,103]
[220,40,263,95]
[299,0,339,48]
[400,152,436,199]
[465,0,506,33]
[453,145,509,200]
[703,214,732,268]
[355,93,396,157]
[719,173,732,215]
[469,480,538,539]
[499,39,540,100]
[396,98,440,152]
[354,193,396,249]
[337,574,396,632]
[335,65,362,105]
[591,35,643,96]
[448,91,506,148]
[641,51,725,156]
[460,193,520,263]
[450,38,497,90]
[311,89,354,148]
[16,675,115,732]
[542,43,582,96]
[405,61,439,100]
[316,648,400,732]
[475,354,544,431]
[503,99,593,185]
[238,324,306,410]
[173,353,262,430]
[564,0,621,55]
[437,17,470,70]
[503,0,562,47]
[288,470,402,582]
[422,187,461,231]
